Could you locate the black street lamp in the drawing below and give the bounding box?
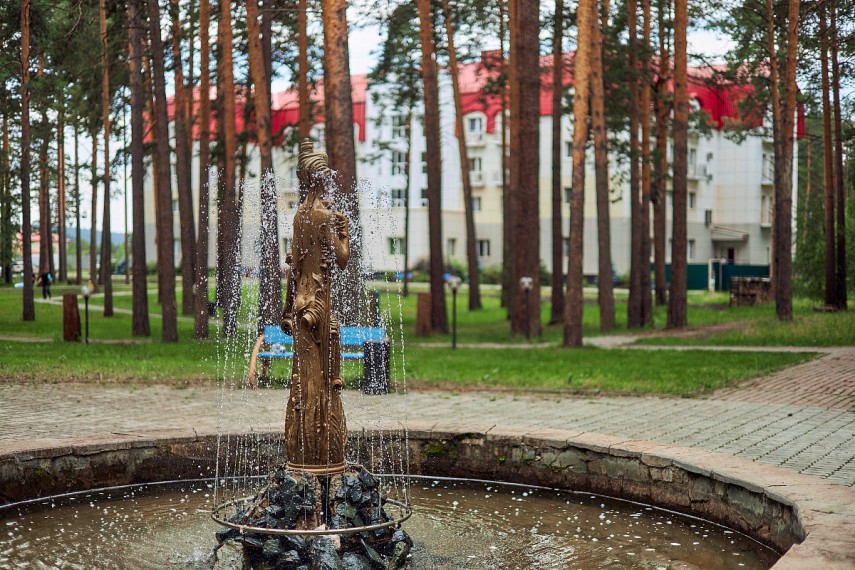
[519,276,533,340]
[446,275,462,349]
[81,282,92,344]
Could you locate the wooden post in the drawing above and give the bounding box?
[62,294,81,342]
[415,293,432,337]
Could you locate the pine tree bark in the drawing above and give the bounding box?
[146,0,179,341]
[89,128,98,288]
[550,0,565,324]
[298,0,310,140]
[653,0,670,306]
[640,0,652,325]
[1,106,11,284]
[38,107,51,277]
[216,0,240,337]
[74,128,81,285]
[627,0,643,328]
[509,0,541,337]
[667,0,688,328]
[773,0,799,321]
[128,0,151,337]
[99,0,113,317]
[829,0,846,309]
[247,0,282,326]
[564,0,594,347]
[592,0,615,331]
[20,0,35,320]
[58,108,67,283]
[441,0,481,311]
[194,0,211,339]
[402,110,412,298]
[322,0,362,324]
[170,0,196,316]
[417,0,448,333]
[819,2,835,307]
[499,0,511,311]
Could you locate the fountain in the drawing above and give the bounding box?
[5,139,843,569]
[209,140,413,569]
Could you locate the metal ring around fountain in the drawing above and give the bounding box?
[210,496,412,537]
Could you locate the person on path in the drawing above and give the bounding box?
[39,272,52,299]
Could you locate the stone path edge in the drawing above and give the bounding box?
[0,422,852,569]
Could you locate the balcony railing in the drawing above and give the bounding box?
[687,163,707,180]
[465,131,485,145]
[469,171,485,186]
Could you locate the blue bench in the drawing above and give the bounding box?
[248,324,388,384]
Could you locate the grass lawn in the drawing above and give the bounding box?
[635,297,855,347]
[399,345,814,394]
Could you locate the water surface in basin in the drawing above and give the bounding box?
[0,476,778,569]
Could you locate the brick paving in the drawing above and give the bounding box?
[2,347,854,487]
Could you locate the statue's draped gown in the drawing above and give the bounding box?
[284,192,350,473]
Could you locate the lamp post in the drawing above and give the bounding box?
[81,282,92,344]
[446,275,462,349]
[519,276,533,339]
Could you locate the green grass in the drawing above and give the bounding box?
[638,304,855,347]
[399,345,814,395]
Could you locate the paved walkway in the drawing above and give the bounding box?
[1,347,854,488]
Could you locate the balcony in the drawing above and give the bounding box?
[465,131,485,146]
[469,171,485,186]
[687,163,707,180]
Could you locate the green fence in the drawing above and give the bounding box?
[660,263,769,291]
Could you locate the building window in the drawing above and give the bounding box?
[391,150,407,175]
[420,188,428,207]
[564,187,572,204]
[467,116,484,135]
[421,152,427,174]
[565,141,572,158]
[688,192,696,209]
[312,126,325,148]
[563,237,570,257]
[388,237,405,256]
[283,238,292,253]
[761,194,772,225]
[472,197,482,211]
[477,239,491,257]
[667,192,673,208]
[391,115,407,139]
[688,239,696,260]
[391,188,406,207]
[761,153,774,183]
[689,148,697,166]
[469,157,482,173]
[172,199,179,213]
[446,238,456,256]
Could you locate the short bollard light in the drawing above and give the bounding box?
[81,283,92,345]
[519,276,534,339]
[446,275,462,349]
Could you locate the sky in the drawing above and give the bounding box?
[70,19,734,240]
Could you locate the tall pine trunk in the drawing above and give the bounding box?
[773,0,799,321]
[217,0,240,337]
[653,0,670,306]
[20,0,35,320]
[57,107,67,283]
[417,0,448,333]
[441,0,481,311]
[128,0,151,337]
[322,0,362,324]
[402,110,412,298]
[640,0,652,325]
[819,2,835,307]
[829,0,846,309]
[194,0,211,339]
[247,0,282,326]
[38,108,51,278]
[549,0,564,324]
[99,0,113,316]
[74,128,82,285]
[146,0,179,341]
[89,128,98,288]
[499,0,511,311]
[509,0,541,337]
[298,0,310,139]
[627,0,643,328]
[170,0,196,315]
[564,0,593,347]
[1,106,11,284]
[592,0,615,331]
[667,0,687,328]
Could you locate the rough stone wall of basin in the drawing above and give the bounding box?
[1,422,854,569]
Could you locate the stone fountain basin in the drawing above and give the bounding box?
[1,421,853,569]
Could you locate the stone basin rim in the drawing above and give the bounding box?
[0,420,853,570]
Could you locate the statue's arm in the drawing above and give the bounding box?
[332,212,350,270]
[281,243,296,334]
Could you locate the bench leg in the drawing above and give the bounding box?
[248,333,266,387]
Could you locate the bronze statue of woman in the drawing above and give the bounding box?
[282,139,350,475]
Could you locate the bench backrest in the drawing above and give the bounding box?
[263,324,387,348]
